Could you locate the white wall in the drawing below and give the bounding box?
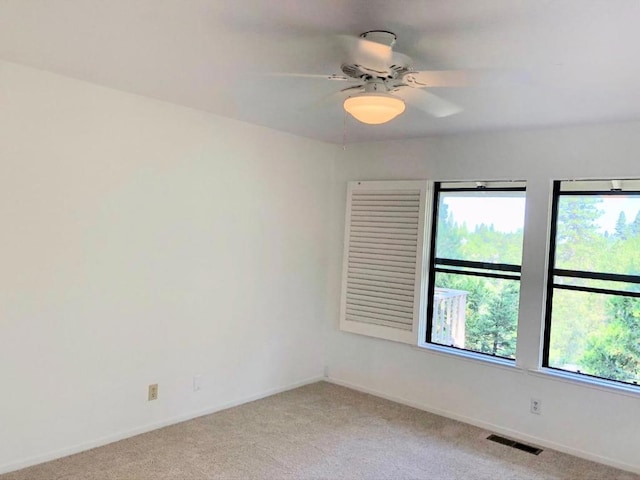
[3,56,640,475]
[0,61,335,473]
[326,124,640,473]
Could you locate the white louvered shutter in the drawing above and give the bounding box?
[339,181,430,344]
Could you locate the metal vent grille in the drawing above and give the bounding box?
[487,434,543,455]
[344,189,421,331]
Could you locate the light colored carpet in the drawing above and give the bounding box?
[2,382,638,480]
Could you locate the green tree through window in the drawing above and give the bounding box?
[545,182,640,385]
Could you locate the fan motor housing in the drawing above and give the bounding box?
[341,63,409,81]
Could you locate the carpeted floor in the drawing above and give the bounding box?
[2,382,638,479]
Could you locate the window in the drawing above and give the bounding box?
[425,181,526,360]
[544,180,640,386]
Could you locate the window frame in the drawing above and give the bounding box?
[542,179,640,387]
[424,181,527,361]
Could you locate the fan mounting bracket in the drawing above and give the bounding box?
[360,30,396,47]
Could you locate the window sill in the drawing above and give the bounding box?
[527,367,640,399]
[414,342,521,373]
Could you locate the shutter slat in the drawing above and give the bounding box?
[350,233,418,242]
[348,278,414,290]
[348,278,415,293]
[347,287,415,302]
[350,247,416,258]
[346,307,412,324]
[347,296,415,313]
[347,284,414,297]
[347,303,414,317]
[350,242,416,252]
[351,211,419,218]
[347,292,414,308]
[351,202,419,208]
[348,272,415,285]
[349,257,415,268]
[345,314,413,331]
[348,252,416,265]
[350,229,417,237]
[352,206,419,212]
[348,263,415,276]
[349,256,416,266]
[353,195,419,200]
[347,285,414,299]
[353,191,420,197]
[351,218,418,232]
[352,195,419,201]
[347,281,414,294]
[348,267,415,280]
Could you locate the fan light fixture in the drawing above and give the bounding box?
[343,93,406,125]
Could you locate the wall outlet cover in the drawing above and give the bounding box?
[148,384,159,401]
[530,398,542,415]
[193,375,203,392]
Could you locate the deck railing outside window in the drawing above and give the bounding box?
[432,288,468,348]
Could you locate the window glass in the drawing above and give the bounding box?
[427,184,526,360]
[545,182,640,386]
[436,192,525,265]
[432,272,520,358]
[555,195,640,276]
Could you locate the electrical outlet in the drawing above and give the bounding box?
[530,398,542,415]
[193,375,202,392]
[148,384,158,401]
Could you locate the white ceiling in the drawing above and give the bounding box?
[1,0,640,144]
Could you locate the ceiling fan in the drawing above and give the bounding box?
[272,30,517,125]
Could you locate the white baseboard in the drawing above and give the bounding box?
[0,375,324,476]
[325,377,640,475]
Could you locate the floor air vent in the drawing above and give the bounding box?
[487,434,543,455]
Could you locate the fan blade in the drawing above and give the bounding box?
[337,35,392,74]
[395,88,462,118]
[265,73,354,81]
[391,51,414,69]
[341,85,365,93]
[403,69,529,88]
